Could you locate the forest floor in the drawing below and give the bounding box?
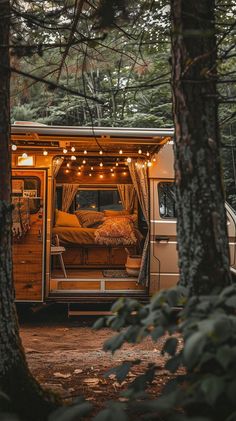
[19,305,176,417]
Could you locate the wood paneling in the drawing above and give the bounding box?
[105,280,144,291]
[12,169,45,301]
[57,281,100,290]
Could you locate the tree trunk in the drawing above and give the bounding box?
[0,2,59,419]
[170,0,231,294]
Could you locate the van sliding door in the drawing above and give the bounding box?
[12,169,46,301]
[149,179,179,294]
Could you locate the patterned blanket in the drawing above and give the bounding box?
[95,216,137,246]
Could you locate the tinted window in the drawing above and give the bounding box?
[76,189,123,211]
[158,182,176,218]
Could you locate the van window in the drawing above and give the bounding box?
[158,182,176,218]
[76,189,123,211]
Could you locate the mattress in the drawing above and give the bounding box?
[53,226,96,246]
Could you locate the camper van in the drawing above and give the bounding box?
[11,124,236,311]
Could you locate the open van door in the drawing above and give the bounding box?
[149,179,178,293]
[12,169,46,301]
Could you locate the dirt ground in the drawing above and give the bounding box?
[19,307,174,416]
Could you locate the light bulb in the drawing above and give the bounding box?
[99,174,104,179]
[127,157,132,163]
[110,168,113,172]
[123,171,127,175]
[147,161,152,167]
[71,155,76,160]
[138,149,142,154]
[89,173,92,177]
[91,166,94,170]
[84,150,87,154]
[71,146,75,152]
[82,159,86,164]
[65,169,69,173]
[146,151,150,157]
[119,149,123,154]
[11,144,17,151]
[43,150,48,156]
[152,157,156,162]
[63,148,68,154]
[99,150,103,155]
[22,153,28,158]
[77,171,81,176]
[66,163,70,168]
[111,173,115,177]
[116,162,119,167]
[100,162,103,167]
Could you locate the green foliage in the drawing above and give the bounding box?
[94,285,236,420]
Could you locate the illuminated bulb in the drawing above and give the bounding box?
[71,155,76,160]
[22,153,28,158]
[138,149,142,154]
[99,162,103,167]
[153,158,156,162]
[135,162,138,166]
[77,171,81,175]
[81,165,84,168]
[116,162,119,167]
[123,171,127,175]
[89,173,92,177]
[147,161,152,167]
[63,148,68,154]
[65,169,69,173]
[111,173,115,177]
[119,149,123,154]
[146,151,150,157]
[66,163,70,168]
[91,166,94,170]
[12,144,17,151]
[127,157,132,163]
[71,146,75,152]
[110,168,113,172]
[99,150,103,155]
[82,159,86,164]
[84,150,87,154]
[142,164,145,168]
[78,166,81,170]
[99,174,104,179]
[43,150,48,156]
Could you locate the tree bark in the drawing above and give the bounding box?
[170,0,231,294]
[0,2,59,419]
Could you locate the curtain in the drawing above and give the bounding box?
[128,160,149,286]
[52,157,64,177]
[62,184,79,212]
[117,184,136,213]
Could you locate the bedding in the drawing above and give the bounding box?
[53,226,96,245]
[94,216,137,246]
[55,210,81,227]
[75,210,104,227]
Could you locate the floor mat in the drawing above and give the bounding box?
[102,269,129,278]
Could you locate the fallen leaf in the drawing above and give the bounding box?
[53,372,71,379]
[74,369,83,374]
[83,378,99,386]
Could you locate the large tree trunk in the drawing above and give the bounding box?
[0,2,59,419]
[170,0,231,294]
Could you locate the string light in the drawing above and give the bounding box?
[77,171,81,176]
[147,161,152,167]
[100,162,103,167]
[84,150,87,154]
[119,149,123,154]
[123,171,127,175]
[66,163,70,168]
[12,144,17,151]
[116,162,119,167]
[99,150,103,155]
[127,157,132,163]
[71,146,75,152]
[43,150,48,156]
[152,157,156,162]
[111,173,115,177]
[110,168,113,172]
[78,166,81,170]
[82,159,86,164]
[138,149,142,154]
[91,166,94,170]
[22,153,28,158]
[65,169,69,173]
[63,148,68,154]
[146,151,150,157]
[71,155,76,160]
[99,174,104,179]
[89,173,92,177]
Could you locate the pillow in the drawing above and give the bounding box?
[103,209,130,217]
[55,210,81,227]
[75,210,104,228]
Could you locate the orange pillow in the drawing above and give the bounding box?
[103,209,130,217]
[55,210,81,227]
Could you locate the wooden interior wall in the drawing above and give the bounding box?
[56,166,132,184]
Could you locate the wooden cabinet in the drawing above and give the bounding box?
[12,169,46,301]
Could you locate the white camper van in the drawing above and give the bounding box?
[11,124,236,308]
